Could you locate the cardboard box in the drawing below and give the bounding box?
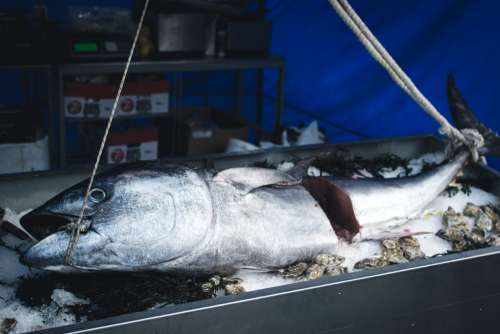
[163,107,249,156]
[64,80,170,119]
[107,128,158,164]
[0,136,49,174]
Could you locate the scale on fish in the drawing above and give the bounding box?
[19,0,494,273]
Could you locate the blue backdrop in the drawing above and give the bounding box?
[263,0,500,168]
[1,0,499,168]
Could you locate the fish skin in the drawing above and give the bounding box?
[19,151,469,273]
[337,150,469,239]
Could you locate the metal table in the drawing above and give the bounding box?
[2,134,499,334]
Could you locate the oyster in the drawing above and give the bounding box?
[314,254,345,267]
[486,234,500,246]
[201,275,222,293]
[438,208,470,242]
[463,203,482,217]
[399,236,425,261]
[284,262,308,278]
[482,205,500,232]
[224,284,245,296]
[381,239,408,264]
[305,264,326,280]
[354,257,388,270]
[324,266,347,276]
[468,228,488,246]
[474,213,493,234]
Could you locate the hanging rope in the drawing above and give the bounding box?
[64,0,151,265]
[328,0,484,161]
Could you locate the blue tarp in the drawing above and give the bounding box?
[264,0,500,168]
[1,0,499,167]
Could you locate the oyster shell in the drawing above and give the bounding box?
[354,257,388,269]
[381,239,408,264]
[305,264,326,280]
[463,203,482,217]
[284,262,308,278]
[474,212,493,233]
[224,284,245,295]
[399,236,425,261]
[324,266,347,276]
[314,254,345,267]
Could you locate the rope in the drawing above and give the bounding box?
[328,0,484,161]
[64,0,151,265]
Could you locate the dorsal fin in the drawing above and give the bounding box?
[287,157,315,179]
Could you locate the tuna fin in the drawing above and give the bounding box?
[301,178,360,241]
[213,167,297,194]
[447,73,500,156]
[286,157,315,179]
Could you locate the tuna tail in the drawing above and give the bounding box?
[447,73,500,156]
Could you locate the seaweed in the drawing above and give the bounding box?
[16,272,213,321]
[310,151,412,178]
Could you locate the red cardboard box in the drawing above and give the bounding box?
[107,128,158,164]
[64,80,170,119]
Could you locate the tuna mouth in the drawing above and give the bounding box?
[20,210,73,241]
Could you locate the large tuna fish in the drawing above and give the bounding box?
[19,78,492,273]
[19,150,469,273]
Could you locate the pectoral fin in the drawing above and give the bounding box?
[213,167,298,194]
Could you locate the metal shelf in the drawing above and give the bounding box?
[58,57,285,75]
[56,56,286,168]
[64,113,170,123]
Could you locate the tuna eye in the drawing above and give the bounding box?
[89,188,106,203]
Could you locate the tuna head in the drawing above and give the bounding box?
[20,164,213,272]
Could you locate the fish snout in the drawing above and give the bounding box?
[20,209,73,241]
[19,232,74,270]
[20,241,63,269]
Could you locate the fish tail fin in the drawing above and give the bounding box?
[447,73,500,156]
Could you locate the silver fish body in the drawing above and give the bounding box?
[338,151,468,238]
[20,151,468,273]
[21,165,337,273]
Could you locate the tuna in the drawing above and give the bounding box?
[19,76,492,274]
[20,150,468,273]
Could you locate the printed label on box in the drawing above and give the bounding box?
[99,98,114,119]
[136,95,153,114]
[117,96,137,116]
[150,93,170,114]
[192,130,213,139]
[107,145,128,164]
[140,141,158,161]
[64,97,85,118]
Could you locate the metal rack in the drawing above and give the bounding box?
[56,56,286,168]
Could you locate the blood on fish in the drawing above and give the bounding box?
[301,178,360,241]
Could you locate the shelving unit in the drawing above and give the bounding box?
[56,56,285,168]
